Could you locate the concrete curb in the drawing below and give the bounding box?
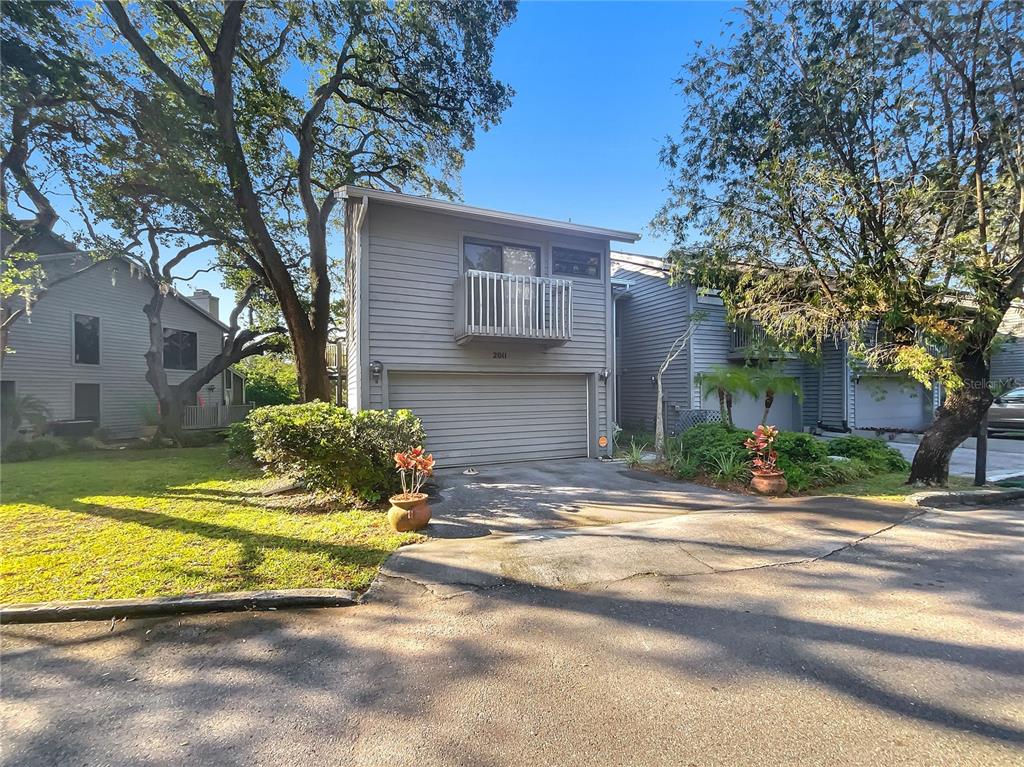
[906,487,1024,510]
[0,588,359,625]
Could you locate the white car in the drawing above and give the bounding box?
[989,386,1024,432]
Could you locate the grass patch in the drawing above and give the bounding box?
[808,471,973,502]
[0,446,417,604]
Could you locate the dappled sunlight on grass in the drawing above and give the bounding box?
[0,447,417,603]
[810,471,973,502]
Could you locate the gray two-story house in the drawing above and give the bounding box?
[611,251,1023,436]
[340,186,639,465]
[1,232,248,439]
[612,252,819,434]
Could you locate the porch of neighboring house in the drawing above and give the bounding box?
[182,368,252,430]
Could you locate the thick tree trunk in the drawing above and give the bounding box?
[292,325,331,402]
[909,351,992,485]
[725,391,734,428]
[716,388,728,425]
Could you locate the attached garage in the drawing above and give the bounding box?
[387,372,590,466]
[854,376,929,430]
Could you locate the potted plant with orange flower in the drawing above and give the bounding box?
[744,424,787,495]
[387,447,435,531]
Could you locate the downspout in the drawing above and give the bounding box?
[346,194,369,411]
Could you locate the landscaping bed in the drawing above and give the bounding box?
[622,423,967,501]
[0,446,417,604]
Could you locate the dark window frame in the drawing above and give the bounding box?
[463,237,541,277]
[163,328,198,371]
[73,313,101,366]
[552,246,603,280]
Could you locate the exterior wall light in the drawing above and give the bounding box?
[599,367,610,381]
[369,360,384,382]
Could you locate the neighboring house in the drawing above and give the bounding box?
[611,251,1024,436]
[340,185,640,465]
[1,232,248,438]
[612,252,818,435]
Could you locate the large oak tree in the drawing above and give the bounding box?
[658,0,1024,484]
[96,0,516,401]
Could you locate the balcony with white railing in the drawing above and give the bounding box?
[728,323,797,360]
[182,403,254,430]
[454,270,573,346]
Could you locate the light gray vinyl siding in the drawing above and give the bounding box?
[612,262,690,431]
[1,259,226,438]
[798,359,820,428]
[686,285,732,409]
[612,261,820,433]
[353,200,613,460]
[388,372,589,465]
[818,338,848,429]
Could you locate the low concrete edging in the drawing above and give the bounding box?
[906,487,1024,510]
[0,588,359,625]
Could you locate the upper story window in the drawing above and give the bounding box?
[163,328,198,370]
[464,238,539,277]
[552,246,601,279]
[74,313,100,365]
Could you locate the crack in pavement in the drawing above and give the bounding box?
[373,508,936,602]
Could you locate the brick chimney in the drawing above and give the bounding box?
[189,289,220,321]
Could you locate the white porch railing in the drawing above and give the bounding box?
[454,269,573,345]
[182,403,254,430]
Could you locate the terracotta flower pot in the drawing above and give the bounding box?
[387,492,431,532]
[750,471,788,495]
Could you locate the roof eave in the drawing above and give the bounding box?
[337,185,641,243]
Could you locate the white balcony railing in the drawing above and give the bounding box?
[454,269,573,345]
[182,403,254,430]
[730,324,771,352]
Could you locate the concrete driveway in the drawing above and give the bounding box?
[4,501,1022,766]
[422,458,769,538]
[383,459,921,596]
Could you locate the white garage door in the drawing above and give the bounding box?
[703,387,800,432]
[388,372,589,466]
[855,377,929,429]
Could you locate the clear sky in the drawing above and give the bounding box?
[57,1,736,302]
[459,0,733,258]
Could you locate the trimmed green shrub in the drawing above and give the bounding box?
[247,402,425,502]
[668,423,748,467]
[827,436,910,472]
[227,419,257,459]
[778,456,873,492]
[1,436,69,463]
[774,431,829,464]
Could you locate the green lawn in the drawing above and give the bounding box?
[0,446,417,604]
[809,471,973,502]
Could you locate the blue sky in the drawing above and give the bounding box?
[53,2,735,301]
[459,1,733,258]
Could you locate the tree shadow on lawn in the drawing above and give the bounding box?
[47,499,397,593]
